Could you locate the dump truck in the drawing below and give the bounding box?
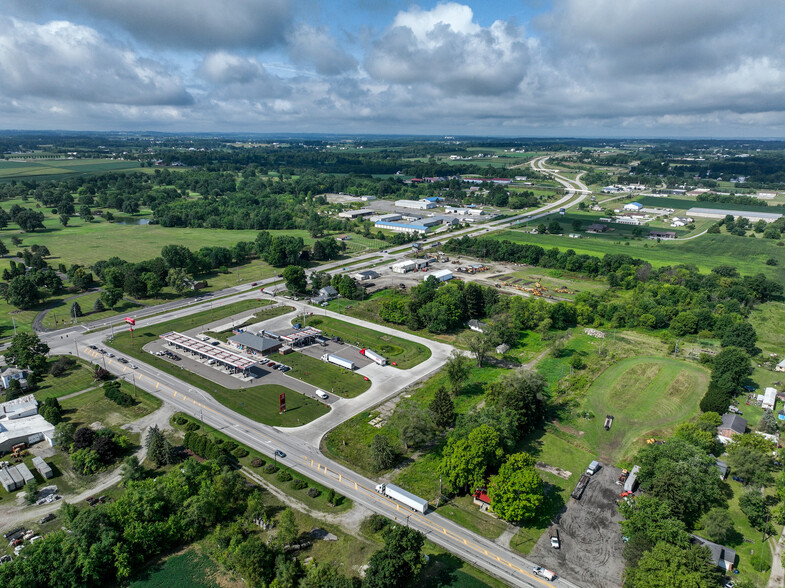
[321,354,355,370]
[361,348,387,366]
[375,483,428,514]
[572,474,590,500]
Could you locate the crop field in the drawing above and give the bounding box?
[490,230,785,282]
[0,158,141,182]
[301,315,431,369]
[575,356,709,463]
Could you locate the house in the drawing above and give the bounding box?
[649,230,677,240]
[623,202,643,211]
[318,286,339,299]
[472,488,491,511]
[690,536,735,572]
[0,367,28,390]
[716,460,729,480]
[586,223,608,233]
[762,387,778,411]
[335,234,351,241]
[467,319,488,333]
[776,358,785,372]
[718,413,747,442]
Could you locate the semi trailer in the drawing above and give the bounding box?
[361,348,387,366]
[321,354,355,370]
[375,483,428,513]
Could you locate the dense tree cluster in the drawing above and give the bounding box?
[102,381,135,407]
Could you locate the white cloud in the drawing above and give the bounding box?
[0,17,192,106]
[286,24,358,75]
[199,52,268,85]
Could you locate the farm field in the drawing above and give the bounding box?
[574,356,709,463]
[299,315,432,369]
[0,158,141,182]
[491,230,785,282]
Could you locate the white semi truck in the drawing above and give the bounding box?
[375,483,428,514]
[361,348,387,366]
[321,354,355,370]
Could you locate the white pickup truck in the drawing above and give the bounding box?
[533,566,556,581]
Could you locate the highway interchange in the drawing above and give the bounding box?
[37,158,590,588]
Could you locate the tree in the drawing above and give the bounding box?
[14,209,45,232]
[282,265,307,294]
[429,386,456,428]
[672,422,721,456]
[726,446,773,487]
[120,455,145,485]
[370,435,397,472]
[739,489,771,533]
[439,424,504,493]
[466,331,492,367]
[230,535,277,588]
[711,346,750,394]
[487,452,543,523]
[70,301,83,319]
[699,383,731,415]
[759,411,779,434]
[390,402,434,451]
[486,369,546,438]
[146,425,174,467]
[444,351,471,394]
[39,396,63,425]
[7,275,39,309]
[721,322,758,355]
[701,508,735,544]
[276,508,299,546]
[363,526,425,588]
[5,378,23,402]
[5,332,49,372]
[161,244,195,271]
[100,287,123,310]
[59,214,70,227]
[167,267,193,294]
[92,297,105,313]
[24,478,39,504]
[624,542,720,588]
[0,240,7,256]
[54,422,76,451]
[70,448,102,475]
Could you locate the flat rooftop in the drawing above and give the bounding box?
[160,331,257,370]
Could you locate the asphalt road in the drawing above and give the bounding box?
[35,158,591,588]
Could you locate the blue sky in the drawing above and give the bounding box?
[1,0,784,137]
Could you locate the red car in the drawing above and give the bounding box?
[251,282,258,286]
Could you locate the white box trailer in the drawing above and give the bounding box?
[361,348,387,366]
[321,354,355,370]
[375,483,428,513]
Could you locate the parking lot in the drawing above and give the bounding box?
[297,338,375,369]
[528,463,625,588]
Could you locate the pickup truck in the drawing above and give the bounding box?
[532,566,556,581]
[550,529,560,549]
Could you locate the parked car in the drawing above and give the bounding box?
[39,513,55,524]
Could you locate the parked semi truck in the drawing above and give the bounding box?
[321,354,355,370]
[361,348,387,366]
[375,483,428,514]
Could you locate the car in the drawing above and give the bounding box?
[267,361,276,367]
[0,554,12,564]
[251,282,258,286]
[171,355,181,361]
[88,345,97,350]
[107,353,115,358]
[274,450,286,458]
[39,513,56,524]
[316,389,329,399]
[211,341,220,346]
[98,348,106,354]
[10,539,23,547]
[281,366,291,372]
[85,496,99,507]
[4,528,24,540]
[129,364,138,369]
[732,476,745,483]
[118,357,128,363]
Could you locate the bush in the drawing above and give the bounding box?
[103,381,135,407]
[363,514,391,534]
[251,457,265,468]
[174,416,188,425]
[213,437,223,445]
[276,470,293,482]
[50,356,75,377]
[184,422,200,432]
[292,479,308,490]
[233,447,249,458]
[223,441,238,452]
[263,464,278,474]
[306,487,321,498]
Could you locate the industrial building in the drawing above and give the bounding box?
[392,260,416,273]
[228,332,284,356]
[370,213,402,223]
[0,414,55,453]
[686,207,782,223]
[338,208,375,219]
[0,394,39,419]
[32,456,53,479]
[374,220,431,234]
[353,270,380,281]
[623,202,643,211]
[426,269,453,282]
[444,206,485,216]
[395,199,436,210]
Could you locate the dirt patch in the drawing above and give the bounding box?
[551,419,584,437]
[528,462,625,588]
[535,462,572,480]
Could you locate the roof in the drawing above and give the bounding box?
[716,460,729,477]
[429,269,453,280]
[392,260,416,269]
[625,202,643,207]
[280,326,322,344]
[374,221,431,231]
[587,223,607,230]
[354,270,380,278]
[0,367,27,378]
[778,359,785,369]
[0,414,55,447]
[687,207,782,220]
[160,332,257,370]
[0,394,37,418]
[319,286,338,296]
[228,332,282,353]
[690,535,736,567]
[720,413,747,435]
[763,387,777,405]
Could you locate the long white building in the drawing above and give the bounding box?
[395,199,436,210]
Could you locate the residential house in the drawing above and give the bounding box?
[0,367,28,390]
[717,413,747,443]
[690,536,735,572]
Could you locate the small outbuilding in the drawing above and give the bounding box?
[32,456,53,479]
[762,387,778,411]
[426,269,453,282]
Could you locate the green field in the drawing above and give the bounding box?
[576,356,709,463]
[491,230,785,282]
[300,315,431,369]
[282,352,371,398]
[109,301,330,426]
[61,383,163,429]
[0,158,141,182]
[748,301,785,355]
[129,549,219,588]
[636,195,782,213]
[34,358,98,400]
[41,291,142,329]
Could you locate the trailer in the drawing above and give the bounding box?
[624,465,640,493]
[572,474,590,500]
[321,354,355,370]
[375,483,428,513]
[361,348,387,366]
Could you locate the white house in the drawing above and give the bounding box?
[0,367,28,390]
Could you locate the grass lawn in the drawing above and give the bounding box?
[749,301,785,355]
[109,300,330,426]
[129,548,219,588]
[204,305,293,341]
[283,352,371,398]
[421,548,508,588]
[41,291,142,329]
[34,358,98,400]
[436,495,508,540]
[61,383,162,428]
[299,315,431,369]
[574,356,709,464]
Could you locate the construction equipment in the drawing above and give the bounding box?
[11,443,25,458]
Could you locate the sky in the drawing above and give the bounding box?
[1,0,785,138]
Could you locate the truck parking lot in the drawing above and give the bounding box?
[528,462,625,588]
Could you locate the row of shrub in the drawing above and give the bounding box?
[102,381,135,407]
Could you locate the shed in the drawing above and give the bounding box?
[7,466,23,488]
[716,460,729,480]
[496,343,511,354]
[623,202,643,211]
[353,270,380,281]
[32,456,53,479]
[690,536,735,571]
[776,359,785,373]
[427,269,453,282]
[762,387,777,411]
[15,462,34,484]
[0,468,16,491]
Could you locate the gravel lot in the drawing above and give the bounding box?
[528,462,626,588]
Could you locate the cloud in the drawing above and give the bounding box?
[0,17,192,106]
[365,2,530,95]
[76,0,293,50]
[286,24,358,76]
[199,52,268,85]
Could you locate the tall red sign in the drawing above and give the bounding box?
[279,392,286,413]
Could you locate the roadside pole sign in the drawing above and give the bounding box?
[279,392,286,413]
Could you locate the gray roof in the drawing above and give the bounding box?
[716,460,728,477]
[320,286,338,297]
[688,207,782,220]
[228,332,281,353]
[720,413,747,435]
[691,535,736,567]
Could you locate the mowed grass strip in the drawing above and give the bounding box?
[304,315,431,369]
[109,301,329,426]
[61,383,162,428]
[41,291,142,329]
[578,356,709,463]
[283,352,371,398]
[34,358,98,400]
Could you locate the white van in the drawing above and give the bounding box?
[315,389,329,400]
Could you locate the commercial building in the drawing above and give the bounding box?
[686,207,782,223]
[426,269,453,282]
[444,206,485,216]
[623,202,643,211]
[374,221,431,234]
[0,414,55,453]
[0,394,38,420]
[395,199,436,210]
[353,270,380,281]
[159,332,257,375]
[392,260,417,273]
[338,208,375,219]
[280,326,322,347]
[32,456,53,479]
[228,332,283,356]
[370,213,402,223]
